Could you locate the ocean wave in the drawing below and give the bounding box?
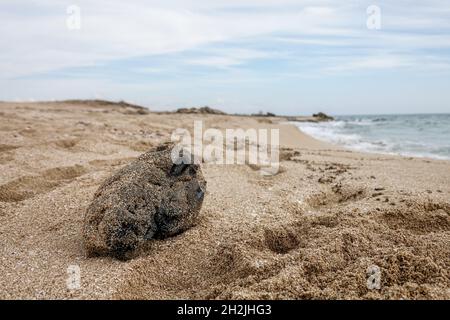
[294,114,450,160]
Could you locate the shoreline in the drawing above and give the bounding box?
[0,101,449,299]
[290,117,450,162]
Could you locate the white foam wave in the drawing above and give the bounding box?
[294,119,450,160]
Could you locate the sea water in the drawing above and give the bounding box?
[294,114,450,160]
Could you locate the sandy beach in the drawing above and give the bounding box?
[0,100,449,299]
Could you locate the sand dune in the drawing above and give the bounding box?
[0,101,449,299]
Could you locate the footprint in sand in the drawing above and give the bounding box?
[0,145,18,165]
[0,165,87,202]
[379,201,450,234]
[0,144,19,153]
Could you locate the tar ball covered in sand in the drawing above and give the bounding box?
[82,142,206,260]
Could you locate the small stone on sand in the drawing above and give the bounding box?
[83,142,206,260]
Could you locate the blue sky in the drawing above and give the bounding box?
[1,0,450,115]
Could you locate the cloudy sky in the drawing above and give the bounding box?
[1,0,450,115]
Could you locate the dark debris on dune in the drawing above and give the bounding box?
[176,106,226,115]
[63,99,150,115]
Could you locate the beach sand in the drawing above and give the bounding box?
[0,101,449,299]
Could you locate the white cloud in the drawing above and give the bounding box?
[0,1,353,78]
[186,49,271,68]
[326,55,414,72]
[1,0,449,79]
